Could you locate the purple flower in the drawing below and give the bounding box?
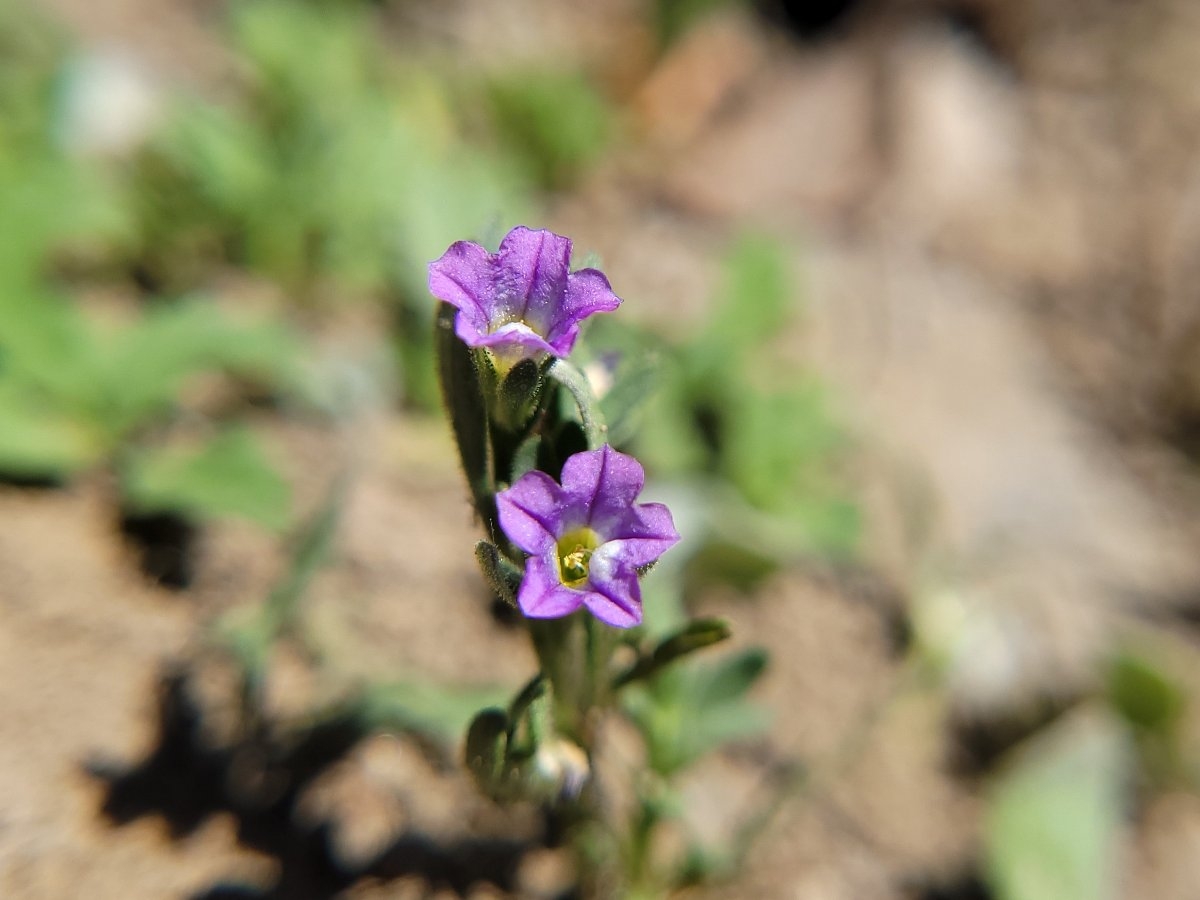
[496,445,680,628]
[428,226,621,367]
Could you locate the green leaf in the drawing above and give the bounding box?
[985,712,1129,900]
[264,475,344,629]
[690,647,768,706]
[122,428,290,530]
[435,302,493,518]
[360,683,509,746]
[598,351,662,449]
[215,476,344,678]
[0,290,101,411]
[101,298,300,437]
[613,618,732,690]
[0,382,99,476]
[625,647,770,775]
[681,702,772,765]
[486,68,612,188]
[695,234,791,370]
[1106,650,1185,737]
[682,538,780,593]
[155,99,273,215]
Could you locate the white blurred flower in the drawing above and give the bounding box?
[58,50,161,158]
[915,584,1030,712]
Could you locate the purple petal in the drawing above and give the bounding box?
[496,227,571,333]
[544,268,622,353]
[518,554,585,619]
[497,471,568,555]
[560,445,645,534]
[428,240,494,336]
[605,502,680,567]
[466,321,558,358]
[583,548,642,627]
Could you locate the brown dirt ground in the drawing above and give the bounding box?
[7,1,1200,898]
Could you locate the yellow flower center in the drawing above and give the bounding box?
[556,527,601,587]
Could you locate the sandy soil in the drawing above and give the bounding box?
[6,1,1200,898]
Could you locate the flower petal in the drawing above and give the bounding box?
[605,502,680,567]
[496,227,571,332]
[467,321,557,358]
[428,240,494,336]
[518,554,585,619]
[560,445,645,534]
[543,268,622,354]
[497,471,567,555]
[583,548,642,628]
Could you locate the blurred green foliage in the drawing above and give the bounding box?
[7,2,1195,899]
[591,234,858,592]
[0,3,299,529]
[1106,649,1186,738]
[135,1,530,305]
[986,713,1129,900]
[653,0,741,46]
[486,68,614,190]
[218,475,508,749]
[122,428,291,529]
[626,646,769,776]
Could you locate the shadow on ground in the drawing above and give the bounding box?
[90,671,538,900]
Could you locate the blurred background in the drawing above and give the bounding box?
[4,0,1200,897]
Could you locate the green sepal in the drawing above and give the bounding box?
[475,540,523,608]
[613,618,732,690]
[547,358,607,449]
[434,302,493,518]
[495,356,545,433]
[510,432,542,482]
[464,707,511,795]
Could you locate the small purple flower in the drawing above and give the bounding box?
[496,445,680,628]
[428,226,621,367]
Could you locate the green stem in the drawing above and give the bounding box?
[626,796,661,896]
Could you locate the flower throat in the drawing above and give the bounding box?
[556,528,600,587]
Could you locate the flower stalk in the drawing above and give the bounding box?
[431,225,741,891]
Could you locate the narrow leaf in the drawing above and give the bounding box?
[435,302,493,515]
[691,647,769,706]
[613,618,732,690]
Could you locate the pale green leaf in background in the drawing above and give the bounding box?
[986,710,1130,900]
[122,428,290,530]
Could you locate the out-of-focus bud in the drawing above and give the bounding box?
[58,50,161,159]
[533,737,590,800]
